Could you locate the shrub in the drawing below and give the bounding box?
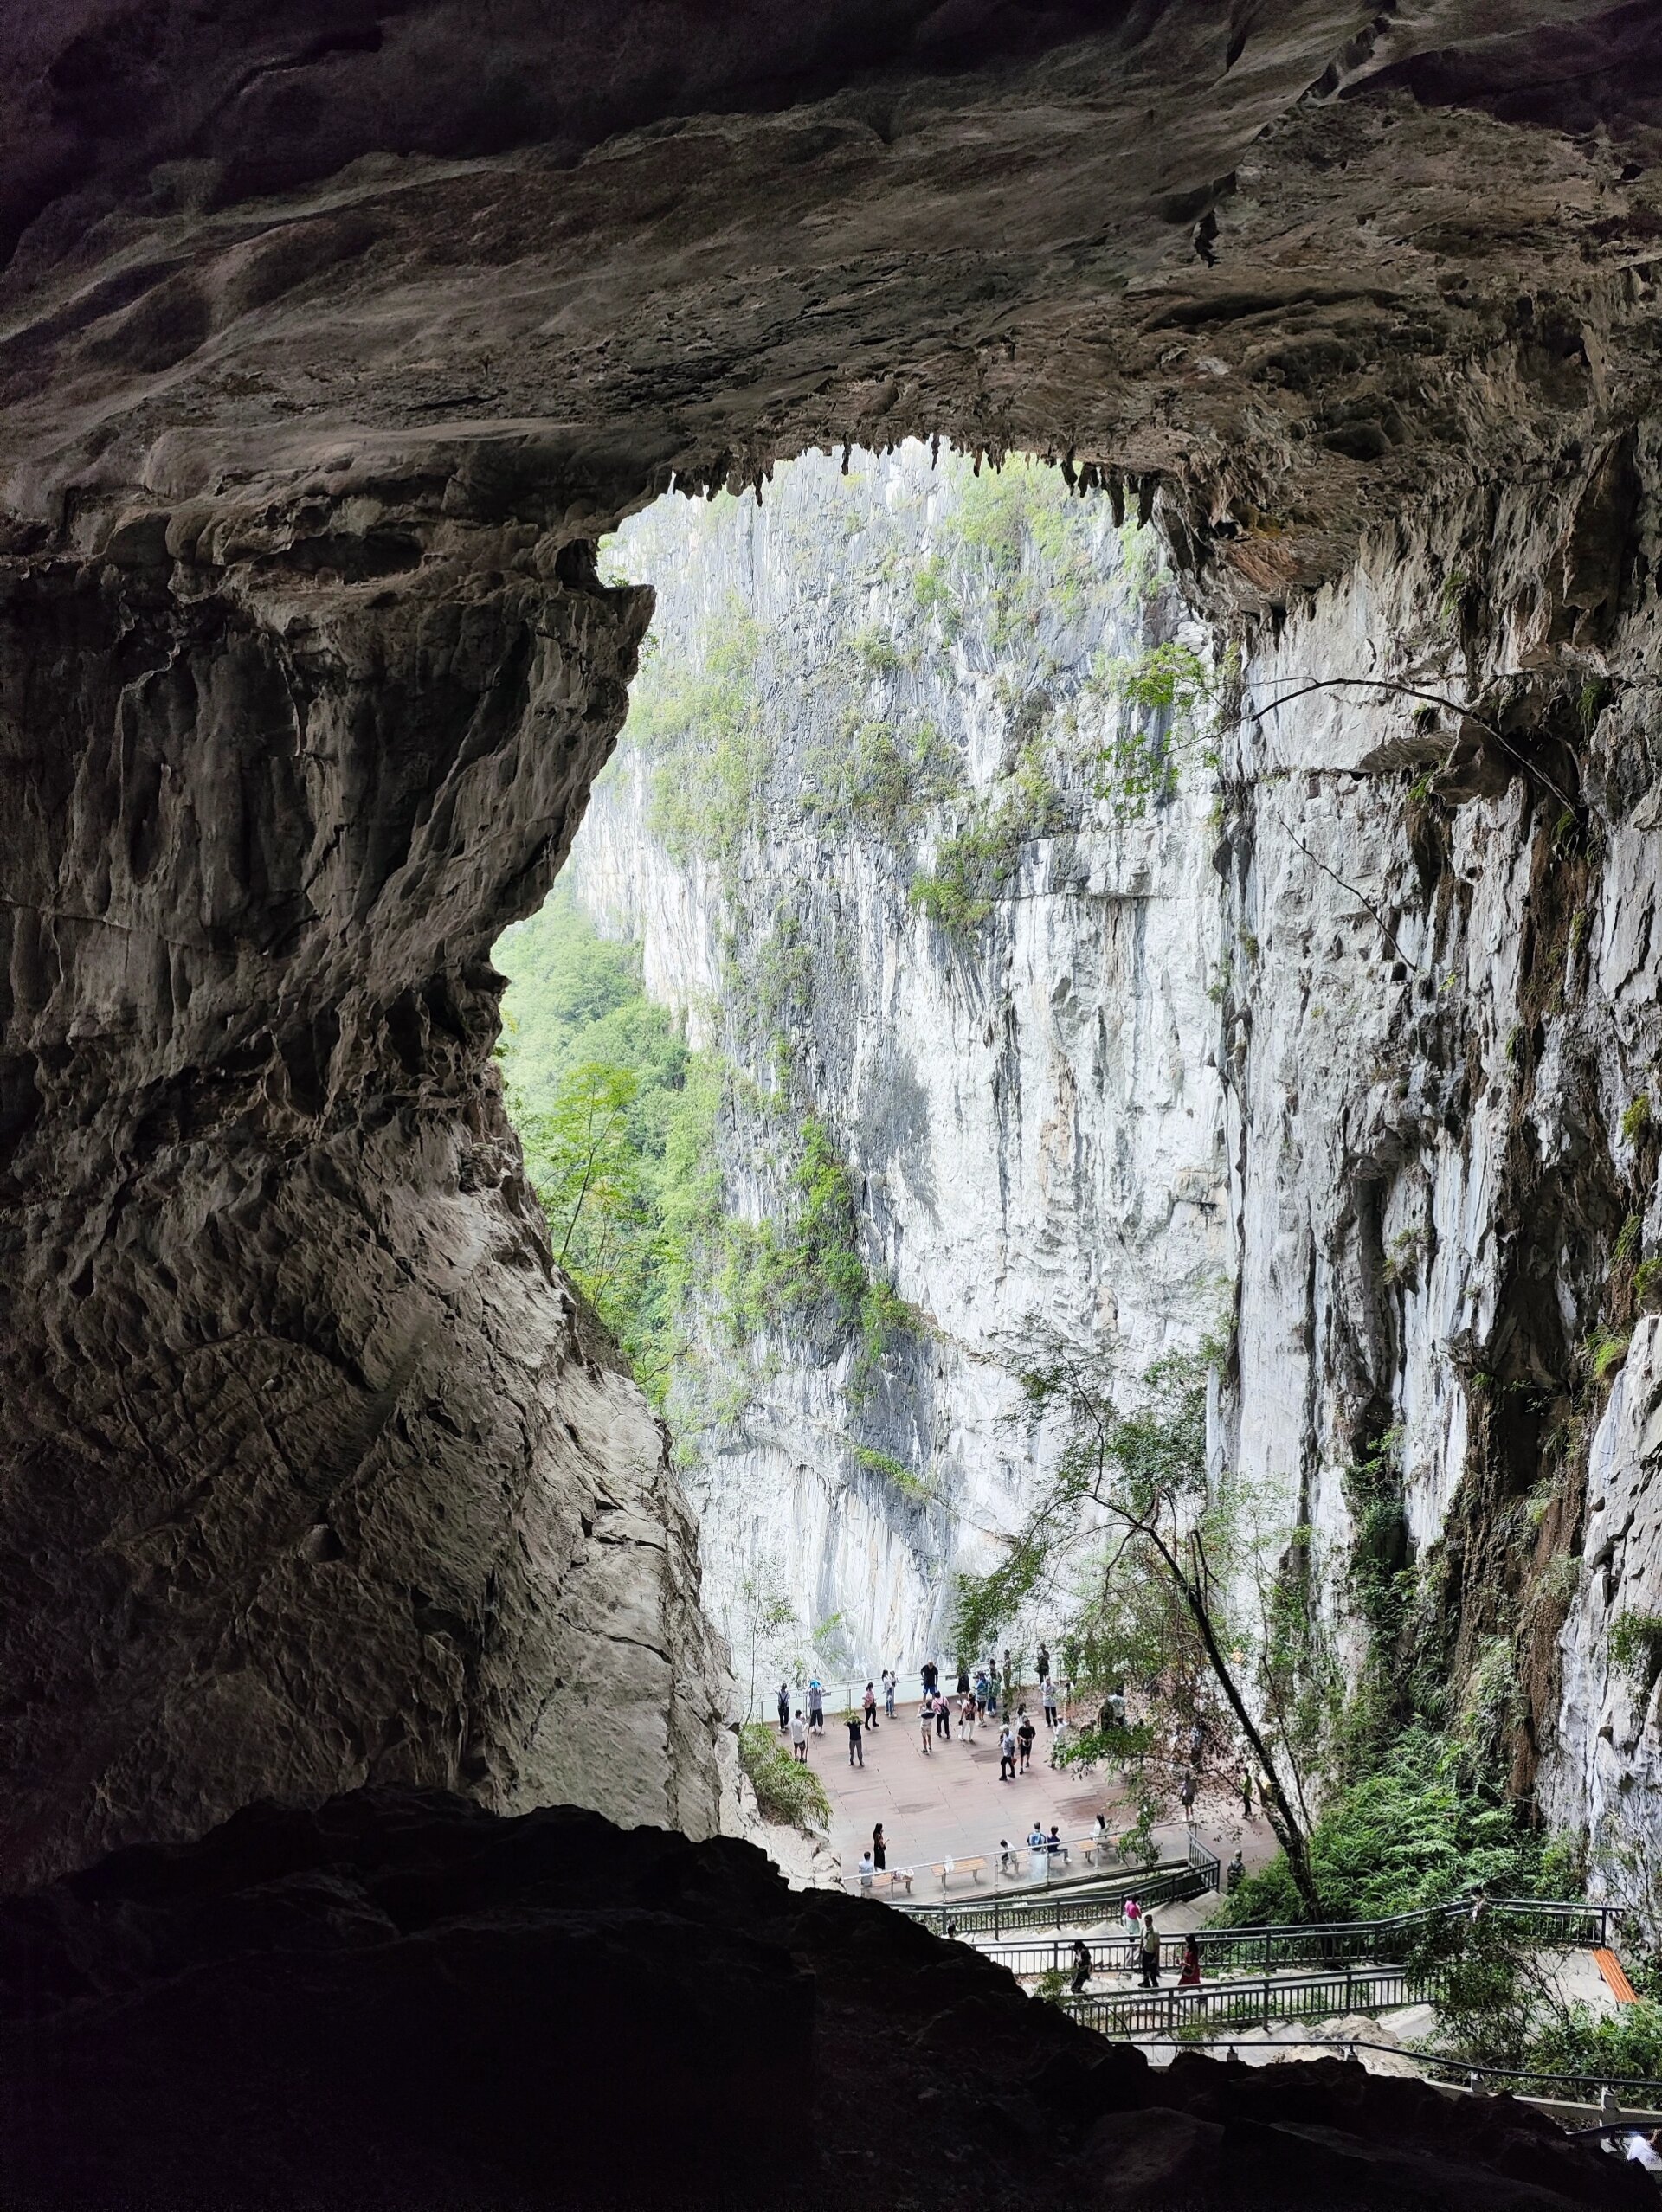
[1219,1725,1564,1926]
[738,1722,831,1829]
[1587,1327,1631,1383]
[1621,1093,1652,1144]
[1609,1611,1662,1688]
[1636,1257,1662,1311]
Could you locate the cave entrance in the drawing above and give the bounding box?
[493,439,1233,1747]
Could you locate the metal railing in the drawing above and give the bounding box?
[1064,1962,1434,2038]
[963,1894,1614,1978]
[902,1856,1209,1939]
[1126,2033,1662,2115]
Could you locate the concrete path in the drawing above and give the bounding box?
[804,1698,1284,1892]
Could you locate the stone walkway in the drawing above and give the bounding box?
[804,1698,1284,1893]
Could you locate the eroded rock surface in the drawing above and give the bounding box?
[2,2,1662,1884]
[0,1785,1646,2211]
[0,504,738,1881]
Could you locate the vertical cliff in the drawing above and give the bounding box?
[564,446,1232,1683]
[563,434,1662,1877]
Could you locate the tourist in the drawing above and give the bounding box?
[1094,1811,1111,1849]
[1625,2132,1662,2171]
[987,1662,1001,1712]
[1027,1823,1047,1880]
[1070,1939,1092,1995]
[1046,1825,1068,1862]
[975,1670,990,1719]
[857,1850,875,1888]
[1139,1913,1162,1990]
[935,1689,951,1740]
[956,1663,971,1697]
[808,1678,824,1735]
[998,1726,1016,1782]
[1226,1849,1245,1895]
[1041,1676,1059,1727]
[998,1838,1017,1876]
[847,1711,864,1767]
[1122,1893,1141,1969]
[1180,1768,1197,1823]
[882,1668,897,1718]
[959,1692,976,1741]
[863,1682,879,1730]
[790,1710,808,1763]
[919,1696,935,1755]
[1241,1769,1253,1818]
[1179,1933,1202,1988]
[1189,1719,1205,1765]
[1036,1641,1050,1683]
[1016,1708,1036,1772]
[872,1822,887,1869]
[921,1658,939,1697]
[1049,1714,1072,1766]
[776,1682,789,1732]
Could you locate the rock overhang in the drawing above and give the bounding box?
[0,2,1659,614]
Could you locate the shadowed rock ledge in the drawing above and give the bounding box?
[0,1786,1648,2212]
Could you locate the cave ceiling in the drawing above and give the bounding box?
[3,1,1662,611]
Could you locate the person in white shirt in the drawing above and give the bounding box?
[1626,2131,1662,2171]
[856,1851,875,1889]
[789,1711,808,1763]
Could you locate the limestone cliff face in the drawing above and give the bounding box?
[1219,449,1662,1872]
[569,446,1232,1678]
[572,436,1662,1877]
[0,482,738,1883]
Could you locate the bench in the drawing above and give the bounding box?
[859,1867,915,1898]
[931,1856,989,1889]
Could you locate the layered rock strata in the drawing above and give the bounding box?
[0,492,737,1883]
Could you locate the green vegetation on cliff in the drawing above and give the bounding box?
[495,890,723,1399]
[497,890,913,1405]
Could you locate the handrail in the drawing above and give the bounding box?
[902,1858,1209,1939]
[1126,2032,1662,2109]
[953,1894,1613,1971]
[1063,1962,1433,2037]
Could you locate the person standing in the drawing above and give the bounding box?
[847,1711,865,1767]
[1016,1708,1036,1772]
[1041,1676,1059,1728]
[790,1710,808,1764]
[919,1695,935,1754]
[987,1662,1000,1714]
[776,1682,790,1733]
[857,1850,875,1889]
[959,1692,976,1743]
[975,1670,989,1720]
[808,1678,824,1735]
[1036,1642,1050,1685]
[935,1690,951,1741]
[882,1668,897,1718]
[1180,1768,1197,1824]
[1122,1893,1141,1969]
[1178,1933,1201,1989]
[1227,1849,1245,1894]
[872,1823,887,1870]
[921,1658,939,1699]
[1139,1913,1162,1990]
[1070,1939,1092,1996]
[998,1725,1016,1782]
[956,1663,971,1697]
[863,1682,879,1731]
[1241,1769,1253,1818]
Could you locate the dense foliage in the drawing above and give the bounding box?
[1219,1725,1575,1926]
[496,890,723,1399]
[497,891,913,1406]
[737,1721,832,1829]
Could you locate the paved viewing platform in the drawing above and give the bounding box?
[797,1694,1281,1901]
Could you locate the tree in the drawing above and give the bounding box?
[950,1340,1326,1919]
[733,1555,802,1723]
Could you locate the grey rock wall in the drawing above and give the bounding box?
[569,445,1232,1683]
[0,485,738,1883]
